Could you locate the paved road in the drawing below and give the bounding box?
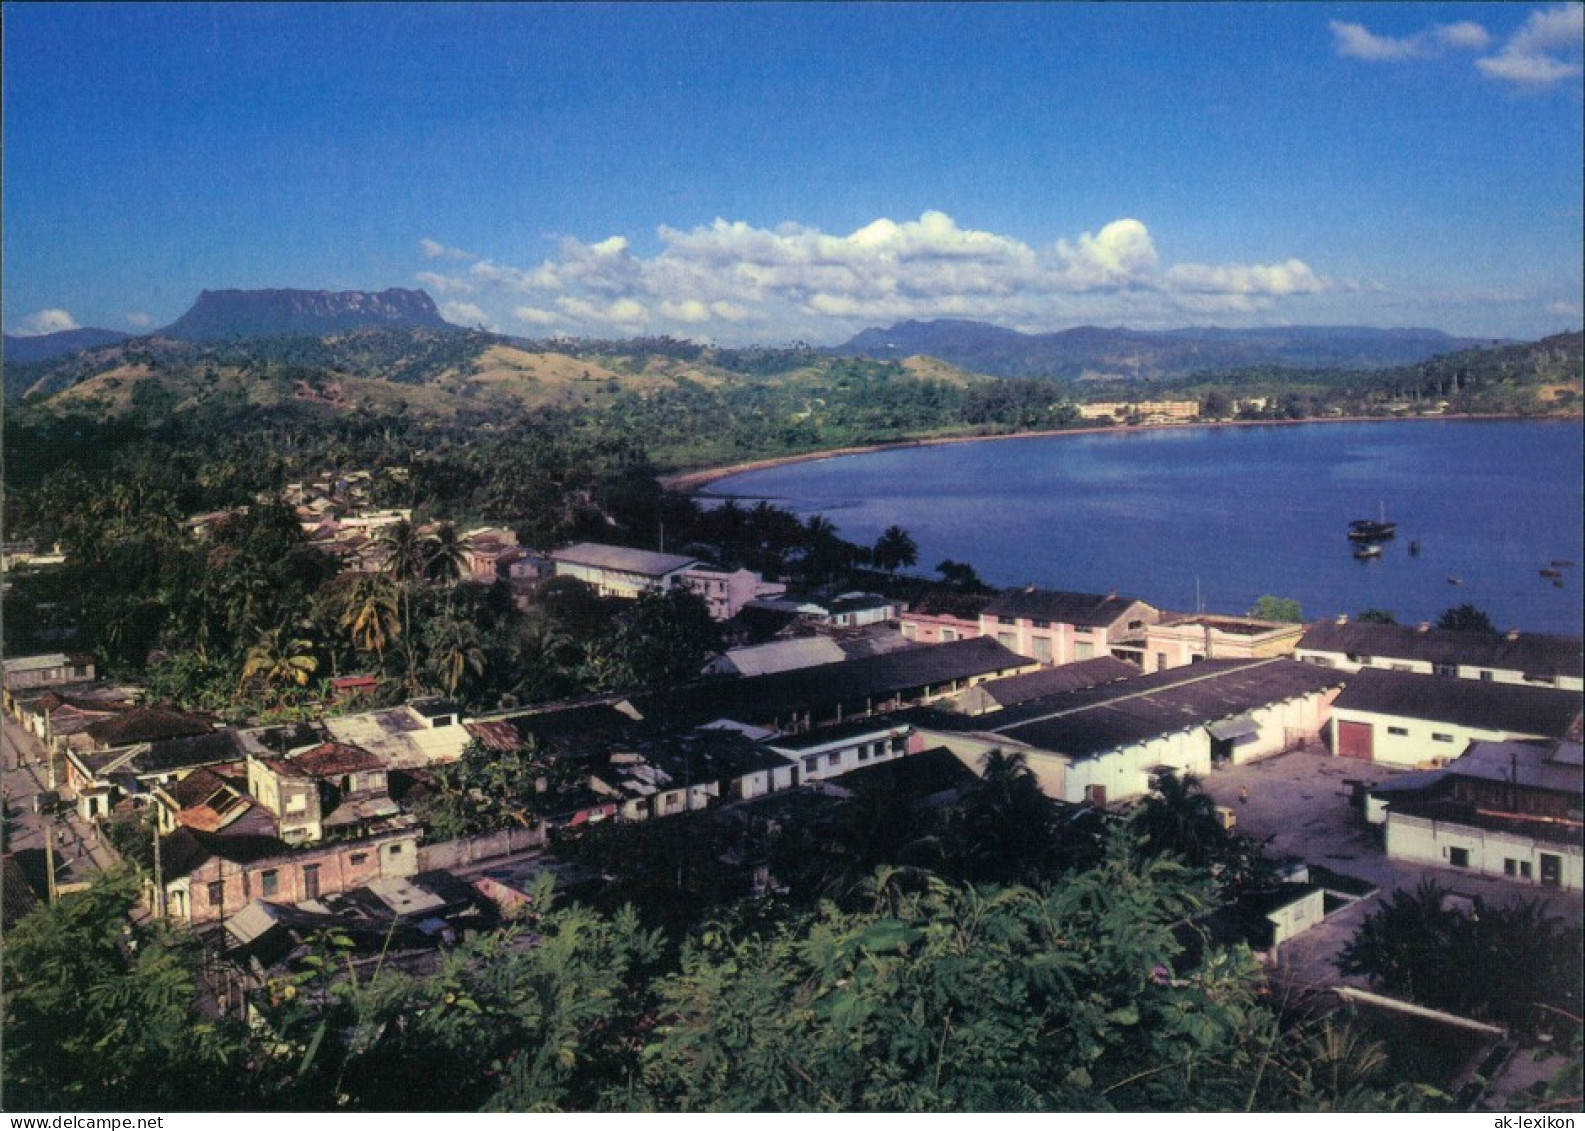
[2,714,121,889]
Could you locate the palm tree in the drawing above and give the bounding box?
[428,617,486,700]
[871,525,918,575]
[954,749,1060,884]
[1130,771,1227,869]
[239,627,320,706]
[379,520,427,584]
[335,573,402,664]
[424,522,468,586]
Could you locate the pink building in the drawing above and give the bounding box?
[1142,614,1305,673]
[978,588,1159,667]
[898,592,991,645]
[683,566,787,621]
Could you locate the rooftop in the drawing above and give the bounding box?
[551,542,698,577]
[1332,669,1583,738]
[982,588,1153,628]
[1298,620,1583,679]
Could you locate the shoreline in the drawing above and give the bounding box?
[659,412,1570,494]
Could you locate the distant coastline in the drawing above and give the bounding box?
[660,412,1572,494]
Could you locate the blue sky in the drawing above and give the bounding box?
[4,2,1582,344]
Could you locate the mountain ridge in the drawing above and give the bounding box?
[158,286,457,340]
[833,319,1507,379]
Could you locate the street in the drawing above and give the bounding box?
[2,714,121,896]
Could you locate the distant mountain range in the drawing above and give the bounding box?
[2,326,133,365]
[4,288,457,367]
[833,319,1506,380]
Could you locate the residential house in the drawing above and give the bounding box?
[682,565,787,621]
[1369,739,1582,891]
[158,824,421,925]
[2,653,96,698]
[550,542,699,599]
[1295,618,1583,692]
[323,697,471,769]
[1142,614,1304,673]
[150,766,276,839]
[1329,669,1583,767]
[916,658,1346,805]
[247,740,410,845]
[743,592,901,631]
[462,526,520,583]
[62,712,232,818]
[978,588,1159,667]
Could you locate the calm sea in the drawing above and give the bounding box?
[702,419,1585,635]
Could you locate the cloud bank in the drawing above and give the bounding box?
[416,212,1336,343]
[14,308,81,336]
[1332,5,1583,87]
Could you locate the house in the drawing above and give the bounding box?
[681,565,788,621]
[1369,739,1582,891]
[1142,614,1304,673]
[765,717,913,783]
[1329,669,1583,768]
[1295,617,1583,692]
[550,542,699,599]
[2,652,96,698]
[158,824,421,925]
[247,741,410,845]
[462,526,520,582]
[323,697,471,769]
[915,658,1346,806]
[149,766,276,839]
[978,588,1159,667]
[63,721,242,819]
[744,592,900,630]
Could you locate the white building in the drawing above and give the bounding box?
[1296,618,1583,692]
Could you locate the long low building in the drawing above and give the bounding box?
[1329,668,1583,768]
[916,658,1347,805]
[1296,618,1583,692]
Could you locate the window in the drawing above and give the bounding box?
[387,843,403,856]
[901,622,917,640]
[827,752,841,768]
[1155,652,1169,671]
[1074,641,1095,660]
[1032,619,1050,629]
[261,869,279,897]
[350,852,368,866]
[1521,861,1533,879]
[1448,847,1470,868]
[941,628,958,642]
[1434,662,1456,677]
[1033,637,1053,663]
[997,632,1015,648]
[1479,670,1494,682]
[998,615,1016,626]
[1432,733,1454,743]
[207,880,224,906]
[1387,726,1409,737]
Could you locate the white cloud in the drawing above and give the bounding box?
[1330,16,1492,62]
[415,211,1333,343]
[420,237,473,261]
[125,311,153,328]
[1477,5,1585,86]
[415,270,475,296]
[440,301,495,330]
[15,308,81,336]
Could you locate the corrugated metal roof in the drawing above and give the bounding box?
[551,542,698,577]
[1332,669,1582,737]
[1299,621,1583,678]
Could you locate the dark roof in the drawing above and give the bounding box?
[976,657,1141,706]
[1389,795,1584,847]
[834,746,980,803]
[648,636,1034,729]
[493,701,646,755]
[966,659,1346,760]
[1332,669,1583,737]
[85,706,214,747]
[982,588,1152,628]
[158,826,291,880]
[81,728,248,778]
[904,591,995,620]
[767,715,912,751]
[1298,621,1583,679]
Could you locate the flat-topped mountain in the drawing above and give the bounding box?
[835,319,1503,380]
[158,287,456,340]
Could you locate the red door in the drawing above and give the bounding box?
[1337,720,1374,760]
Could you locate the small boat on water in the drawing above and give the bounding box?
[1541,567,1564,579]
[1552,559,1576,568]
[1348,504,1397,543]
[1354,544,1383,560]
[1448,576,1462,585]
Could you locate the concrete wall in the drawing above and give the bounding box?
[417,825,547,871]
[1385,811,1583,892]
[1329,709,1510,769]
